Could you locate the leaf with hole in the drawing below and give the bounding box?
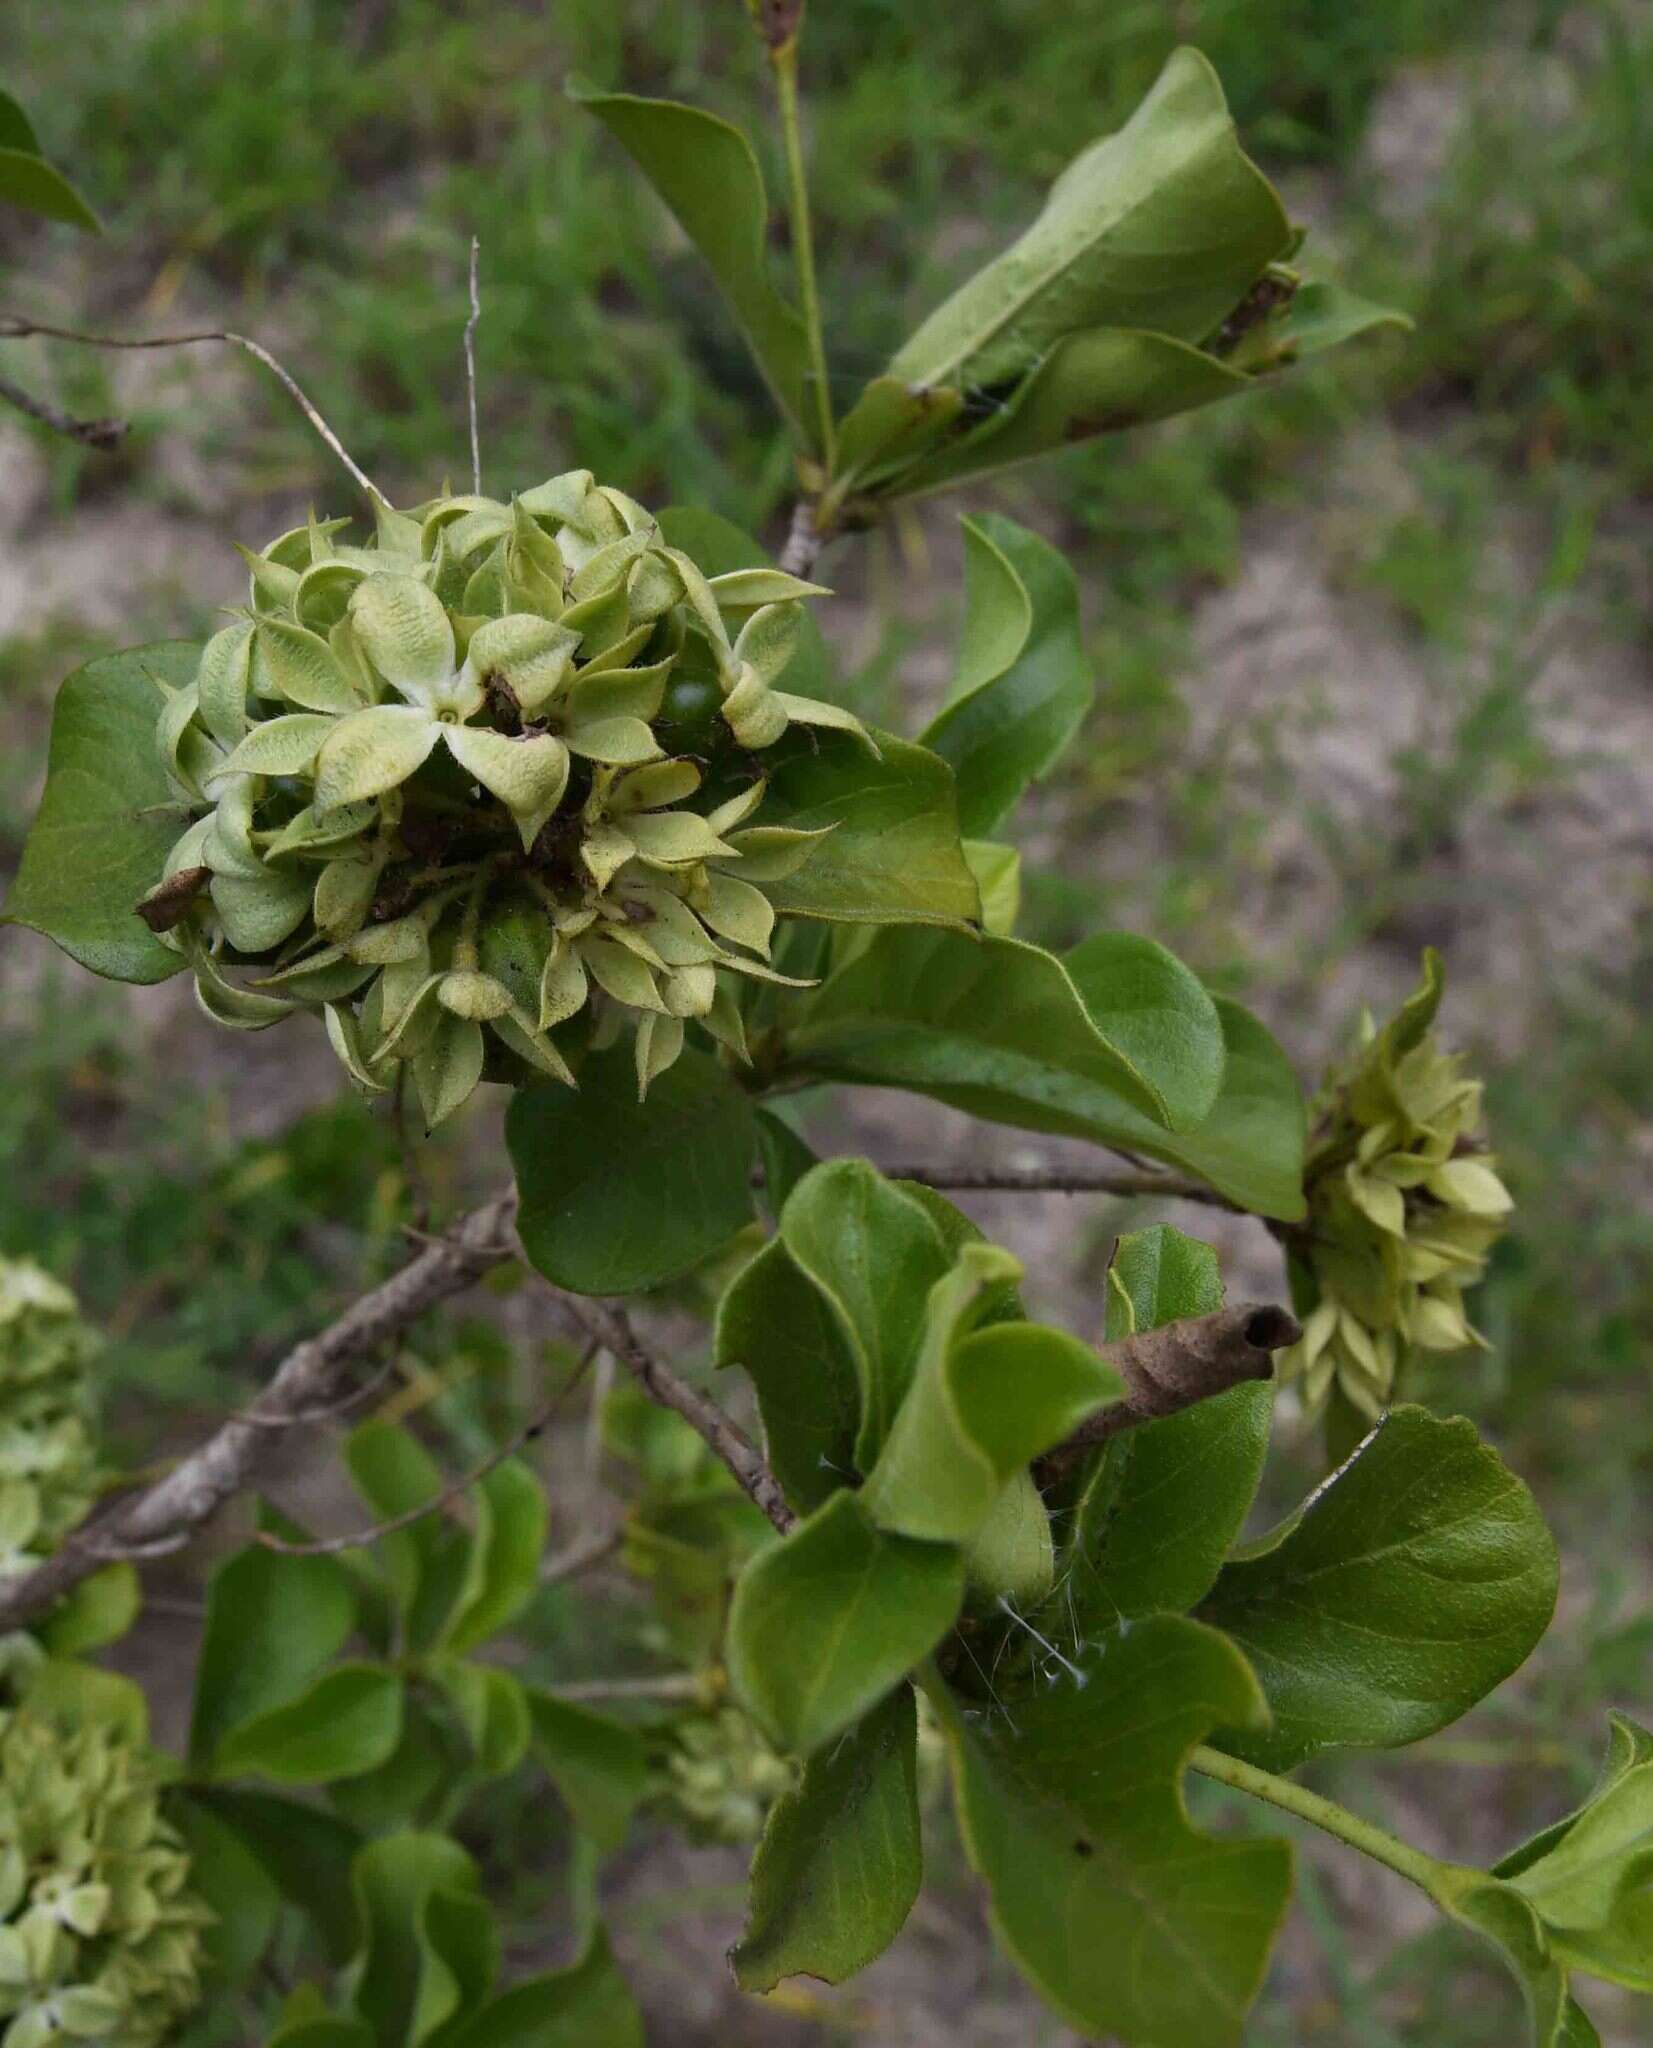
[934,1616,1291,2048]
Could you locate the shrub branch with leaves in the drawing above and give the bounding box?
[1,17,1647,2048]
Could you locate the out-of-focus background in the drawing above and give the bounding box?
[1,3,1649,2042]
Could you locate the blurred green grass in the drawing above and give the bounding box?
[2,2,1650,2039]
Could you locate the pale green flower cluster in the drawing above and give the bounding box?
[0,1262,99,1582]
[655,1701,797,1844]
[146,474,860,1123]
[0,1709,208,2048]
[1278,954,1513,1417]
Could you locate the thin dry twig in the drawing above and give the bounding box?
[256,1339,600,1558]
[0,311,376,497]
[0,1170,1296,1628]
[464,236,482,495]
[0,1194,517,1629]
[778,496,822,577]
[551,1297,796,1535]
[0,368,126,449]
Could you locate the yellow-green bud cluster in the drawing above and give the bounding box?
[0,1262,99,1582]
[1277,953,1512,1417]
[652,1702,796,1845]
[146,474,862,1124]
[0,1708,208,2048]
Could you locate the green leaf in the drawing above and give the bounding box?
[934,1616,1291,2048]
[862,1250,1122,1546]
[510,1045,758,1293]
[345,1421,471,1655]
[352,1833,487,2048]
[1498,1715,1653,1993]
[328,1693,456,1839]
[777,1158,953,1468]
[526,1692,649,1854]
[1008,977,1307,1219]
[752,1107,818,1217]
[0,89,42,154]
[894,326,1253,495]
[269,2024,376,2048]
[4,644,197,983]
[1056,1225,1270,1624]
[714,1235,862,1514]
[757,727,981,931]
[1431,1873,1598,2048]
[170,1794,281,1982]
[728,1489,965,1756]
[187,1789,363,1965]
[733,1682,922,1992]
[442,1457,548,1654]
[36,1563,140,1656]
[0,142,100,230]
[950,520,1033,696]
[440,1930,642,2048]
[922,516,1094,837]
[433,1662,531,1779]
[964,840,1021,935]
[21,1657,149,1742]
[891,47,1287,390]
[215,1663,405,1785]
[783,926,1223,1141]
[189,1544,356,1771]
[570,85,815,446]
[1235,277,1413,369]
[1202,1406,1559,1771]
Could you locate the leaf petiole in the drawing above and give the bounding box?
[1190,1743,1448,1897]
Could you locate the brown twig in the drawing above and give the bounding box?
[0,1173,1295,1628]
[0,368,125,449]
[255,1339,599,1557]
[551,1298,795,1534]
[0,312,376,496]
[0,1194,517,1629]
